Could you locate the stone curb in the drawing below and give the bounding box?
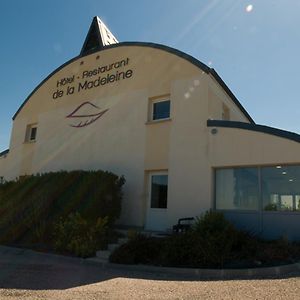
[1,245,299,279]
[86,259,300,279]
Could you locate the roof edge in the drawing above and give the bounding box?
[12,54,81,120]
[209,69,255,124]
[207,120,300,143]
[0,149,9,157]
[12,42,253,123]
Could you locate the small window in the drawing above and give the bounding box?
[25,124,37,143]
[30,127,37,141]
[152,99,170,121]
[150,174,168,209]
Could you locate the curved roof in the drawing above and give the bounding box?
[0,149,9,157]
[13,42,254,123]
[207,120,300,143]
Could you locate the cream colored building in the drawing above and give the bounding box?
[1,17,300,239]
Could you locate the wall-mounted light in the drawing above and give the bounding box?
[211,128,218,135]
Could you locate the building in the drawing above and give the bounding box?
[1,17,300,239]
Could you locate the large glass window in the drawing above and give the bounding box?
[262,166,300,211]
[216,168,259,210]
[216,165,300,212]
[151,175,168,209]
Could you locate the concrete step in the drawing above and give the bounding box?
[96,250,110,260]
[93,229,171,263]
[94,237,129,260]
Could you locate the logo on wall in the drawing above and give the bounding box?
[66,101,109,128]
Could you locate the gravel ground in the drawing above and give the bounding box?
[0,246,299,300]
[1,275,300,300]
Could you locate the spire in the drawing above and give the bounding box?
[80,16,119,56]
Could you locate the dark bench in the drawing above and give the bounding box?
[172,217,195,233]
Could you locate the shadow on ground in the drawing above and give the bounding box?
[0,246,299,290]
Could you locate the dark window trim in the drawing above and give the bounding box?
[207,119,300,144]
[0,149,9,157]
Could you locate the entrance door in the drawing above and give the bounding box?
[145,172,168,231]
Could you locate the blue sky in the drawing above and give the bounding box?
[1,0,300,151]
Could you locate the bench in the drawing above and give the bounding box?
[172,217,195,233]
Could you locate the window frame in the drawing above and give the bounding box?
[151,98,171,121]
[149,172,169,209]
[148,95,171,122]
[215,167,260,211]
[214,164,300,213]
[25,123,38,143]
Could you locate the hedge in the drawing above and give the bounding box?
[0,170,125,247]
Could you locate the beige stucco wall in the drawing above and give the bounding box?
[208,127,300,167]
[208,75,250,123]
[1,44,265,230]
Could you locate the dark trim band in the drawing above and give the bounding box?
[13,42,254,123]
[0,149,9,157]
[207,120,300,143]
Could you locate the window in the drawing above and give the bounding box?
[25,124,37,142]
[215,165,300,212]
[215,168,259,210]
[262,166,300,211]
[30,127,37,141]
[147,94,171,122]
[150,98,170,121]
[151,174,168,208]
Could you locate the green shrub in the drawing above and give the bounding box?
[193,211,233,235]
[110,211,266,268]
[160,231,200,267]
[110,234,162,265]
[264,203,277,211]
[53,212,109,257]
[254,237,296,265]
[0,170,125,246]
[190,211,241,267]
